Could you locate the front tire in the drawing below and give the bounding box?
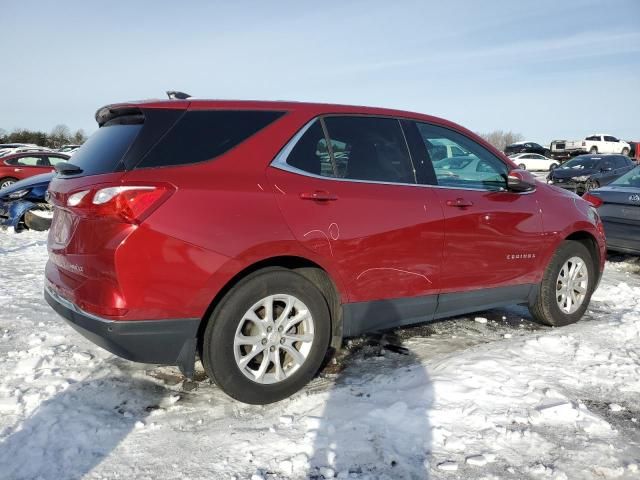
[585,179,599,192]
[202,269,331,404]
[622,147,629,156]
[529,240,596,326]
[518,163,527,170]
[549,163,559,170]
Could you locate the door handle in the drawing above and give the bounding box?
[446,198,473,208]
[300,191,338,201]
[14,168,22,172]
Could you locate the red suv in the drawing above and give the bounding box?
[44,99,606,404]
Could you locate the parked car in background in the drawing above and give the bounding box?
[44,98,605,404]
[57,145,82,155]
[550,139,572,161]
[504,141,548,156]
[547,154,635,194]
[0,152,69,189]
[627,141,639,163]
[0,173,54,232]
[509,153,559,171]
[556,134,631,156]
[583,166,640,254]
[0,143,37,157]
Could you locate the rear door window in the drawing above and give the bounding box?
[322,116,416,184]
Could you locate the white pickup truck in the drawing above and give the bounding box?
[551,134,631,158]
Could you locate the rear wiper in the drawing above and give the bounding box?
[54,162,83,175]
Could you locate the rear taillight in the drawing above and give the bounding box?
[582,192,603,208]
[66,183,175,223]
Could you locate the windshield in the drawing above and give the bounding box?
[559,157,598,170]
[611,166,640,188]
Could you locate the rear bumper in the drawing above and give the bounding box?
[45,285,200,377]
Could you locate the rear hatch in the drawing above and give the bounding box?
[45,101,286,317]
[46,101,190,315]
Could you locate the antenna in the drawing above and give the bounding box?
[166,91,192,100]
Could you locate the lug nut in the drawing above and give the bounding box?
[267,326,273,333]
[261,338,267,345]
[270,345,276,352]
[280,338,285,344]
[278,326,283,333]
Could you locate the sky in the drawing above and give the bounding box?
[1,0,639,145]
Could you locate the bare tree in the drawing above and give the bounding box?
[50,124,71,148]
[477,130,524,152]
[72,129,87,144]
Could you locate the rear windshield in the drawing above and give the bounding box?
[69,124,142,175]
[611,166,640,187]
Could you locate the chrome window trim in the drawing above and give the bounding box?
[271,160,514,193]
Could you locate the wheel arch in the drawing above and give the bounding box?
[564,230,602,276]
[196,255,344,361]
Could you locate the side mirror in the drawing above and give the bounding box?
[506,169,536,192]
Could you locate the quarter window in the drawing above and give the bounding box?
[138,110,285,168]
[46,156,68,166]
[413,122,508,191]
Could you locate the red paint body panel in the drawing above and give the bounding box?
[0,153,58,182]
[45,99,606,328]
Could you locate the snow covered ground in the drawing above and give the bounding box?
[0,231,639,480]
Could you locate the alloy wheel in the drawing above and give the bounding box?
[233,294,315,384]
[556,256,589,314]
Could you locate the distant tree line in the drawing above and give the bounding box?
[477,130,524,152]
[0,125,87,149]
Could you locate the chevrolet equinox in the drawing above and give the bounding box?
[44,99,606,404]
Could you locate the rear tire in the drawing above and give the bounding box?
[529,240,596,327]
[589,146,598,154]
[202,269,331,404]
[0,177,18,189]
[622,147,629,156]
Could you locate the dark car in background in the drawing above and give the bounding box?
[584,166,640,254]
[504,141,548,157]
[0,173,54,232]
[547,154,635,195]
